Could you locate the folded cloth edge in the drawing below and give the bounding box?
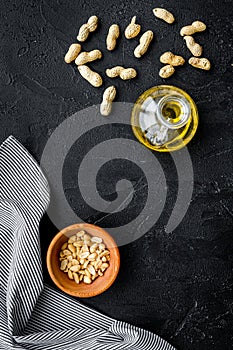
[0,135,176,350]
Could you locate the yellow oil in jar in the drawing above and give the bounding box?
[131,85,199,152]
[162,100,184,124]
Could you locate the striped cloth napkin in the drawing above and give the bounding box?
[0,136,175,350]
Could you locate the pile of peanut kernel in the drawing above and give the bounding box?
[59,230,110,285]
[64,7,212,117]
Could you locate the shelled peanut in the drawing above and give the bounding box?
[64,44,82,63]
[160,52,185,66]
[77,15,99,42]
[78,65,103,87]
[159,65,175,78]
[75,50,102,65]
[153,8,175,24]
[184,36,203,57]
[107,24,120,51]
[106,66,137,80]
[189,57,211,70]
[125,16,141,39]
[59,230,110,284]
[100,86,117,116]
[134,30,154,58]
[159,52,185,78]
[180,21,206,36]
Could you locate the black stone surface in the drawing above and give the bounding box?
[1,0,233,349]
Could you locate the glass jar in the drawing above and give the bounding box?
[131,85,199,152]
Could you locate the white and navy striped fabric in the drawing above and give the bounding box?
[0,136,175,350]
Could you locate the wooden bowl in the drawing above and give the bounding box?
[47,223,120,298]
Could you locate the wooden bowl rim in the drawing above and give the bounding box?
[46,223,120,298]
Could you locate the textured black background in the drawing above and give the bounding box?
[0,0,233,349]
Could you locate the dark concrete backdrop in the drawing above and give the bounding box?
[0,0,233,349]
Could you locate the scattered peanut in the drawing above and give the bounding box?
[105,66,122,78]
[188,57,211,70]
[68,270,73,280]
[73,272,80,284]
[59,230,111,285]
[180,21,206,36]
[120,68,137,80]
[68,244,76,253]
[78,65,103,87]
[63,249,72,256]
[80,252,89,259]
[107,24,120,51]
[88,253,98,261]
[82,244,89,252]
[153,8,175,24]
[68,235,77,244]
[125,16,141,39]
[91,236,103,243]
[64,44,82,64]
[134,30,153,58]
[76,230,85,238]
[184,36,203,57]
[88,265,96,276]
[159,65,175,78]
[83,260,89,269]
[75,50,102,65]
[160,52,185,66]
[100,86,117,116]
[101,263,109,271]
[83,276,92,284]
[61,242,68,250]
[65,12,212,102]
[90,243,98,253]
[72,259,79,265]
[85,268,91,279]
[99,243,105,250]
[106,66,137,80]
[70,265,80,272]
[60,259,68,271]
[77,15,98,42]
[99,250,110,258]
